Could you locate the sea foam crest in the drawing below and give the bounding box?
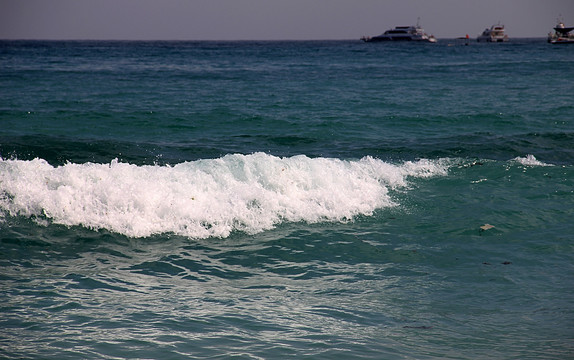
[0,153,449,238]
[512,154,553,167]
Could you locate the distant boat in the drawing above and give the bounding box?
[454,34,471,46]
[477,24,509,42]
[548,19,574,44]
[361,19,437,43]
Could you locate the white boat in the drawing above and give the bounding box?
[361,19,437,43]
[477,24,509,42]
[548,20,574,44]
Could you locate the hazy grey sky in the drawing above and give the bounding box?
[1,0,573,40]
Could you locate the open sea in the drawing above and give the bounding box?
[1,38,573,359]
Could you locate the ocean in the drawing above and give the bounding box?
[1,39,573,359]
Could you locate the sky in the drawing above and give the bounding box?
[1,0,573,40]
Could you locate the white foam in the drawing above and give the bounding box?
[512,154,553,167]
[0,154,450,238]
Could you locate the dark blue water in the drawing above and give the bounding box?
[1,39,573,359]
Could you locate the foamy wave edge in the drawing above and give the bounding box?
[0,153,451,238]
[512,154,554,167]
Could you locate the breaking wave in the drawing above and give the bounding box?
[512,154,554,167]
[0,153,450,238]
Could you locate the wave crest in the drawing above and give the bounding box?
[0,153,449,238]
[512,154,553,167]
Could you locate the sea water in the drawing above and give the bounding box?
[1,39,573,359]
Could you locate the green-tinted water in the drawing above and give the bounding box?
[1,40,573,359]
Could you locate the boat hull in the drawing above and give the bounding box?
[550,38,574,44]
[362,35,436,43]
[366,36,417,42]
[477,37,508,42]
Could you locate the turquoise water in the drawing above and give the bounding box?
[1,39,573,359]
